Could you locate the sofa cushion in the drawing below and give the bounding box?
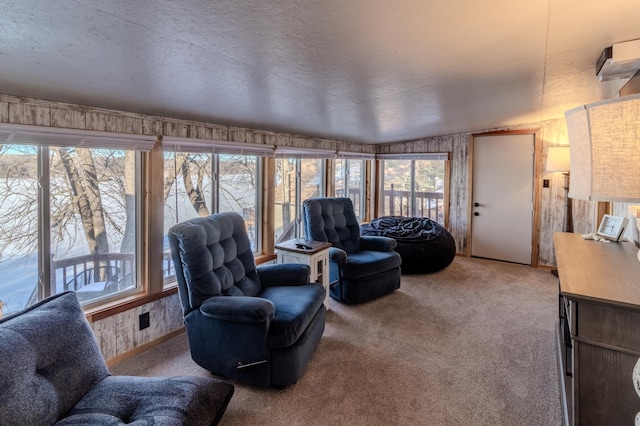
[260,283,325,348]
[0,292,110,426]
[58,375,234,426]
[339,250,402,280]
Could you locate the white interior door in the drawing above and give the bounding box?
[471,133,534,264]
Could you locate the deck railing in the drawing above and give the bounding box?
[335,188,363,217]
[382,184,444,222]
[51,253,135,299]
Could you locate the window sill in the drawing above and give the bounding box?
[255,253,277,264]
[85,286,178,323]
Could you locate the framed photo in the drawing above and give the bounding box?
[596,214,629,241]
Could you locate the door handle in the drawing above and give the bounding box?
[474,212,479,216]
[474,202,480,207]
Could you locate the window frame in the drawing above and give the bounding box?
[273,153,329,243]
[216,153,263,254]
[161,138,269,286]
[334,158,367,221]
[335,151,375,222]
[378,152,449,225]
[0,124,155,314]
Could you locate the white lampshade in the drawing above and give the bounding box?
[546,146,570,172]
[565,93,640,202]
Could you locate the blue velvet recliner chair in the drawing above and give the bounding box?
[303,197,402,304]
[168,212,326,387]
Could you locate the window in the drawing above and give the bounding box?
[163,151,214,282]
[0,125,154,315]
[0,144,38,315]
[218,154,260,246]
[163,138,269,284]
[334,158,366,220]
[379,153,448,224]
[274,154,327,243]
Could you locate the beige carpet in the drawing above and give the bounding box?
[112,256,562,426]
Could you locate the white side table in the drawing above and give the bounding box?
[275,239,331,310]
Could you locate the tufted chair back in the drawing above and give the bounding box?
[303,197,361,253]
[169,212,261,315]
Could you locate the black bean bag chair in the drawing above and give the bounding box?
[360,216,456,274]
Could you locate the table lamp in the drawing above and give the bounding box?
[565,93,640,259]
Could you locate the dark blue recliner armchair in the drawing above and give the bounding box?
[168,212,326,387]
[303,197,402,304]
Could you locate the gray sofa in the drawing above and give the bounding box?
[0,291,234,425]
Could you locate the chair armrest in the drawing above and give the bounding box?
[257,263,310,287]
[360,235,397,252]
[329,247,347,264]
[199,296,275,323]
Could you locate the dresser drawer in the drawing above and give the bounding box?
[575,301,640,353]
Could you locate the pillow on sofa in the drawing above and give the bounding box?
[0,292,110,425]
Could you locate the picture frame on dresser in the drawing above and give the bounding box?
[596,214,629,241]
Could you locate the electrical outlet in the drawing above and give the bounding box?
[543,179,550,188]
[139,312,150,330]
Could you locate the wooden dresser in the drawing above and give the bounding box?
[554,232,640,426]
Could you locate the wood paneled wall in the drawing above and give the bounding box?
[91,292,183,362]
[4,92,623,360]
[377,118,600,267]
[614,203,640,245]
[0,94,374,155]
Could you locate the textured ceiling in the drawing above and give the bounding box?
[1,0,640,144]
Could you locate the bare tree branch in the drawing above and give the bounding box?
[163,154,185,203]
[76,148,110,254]
[57,147,100,253]
[180,154,210,217]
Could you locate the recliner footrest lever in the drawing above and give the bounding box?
[236,360,268,370]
